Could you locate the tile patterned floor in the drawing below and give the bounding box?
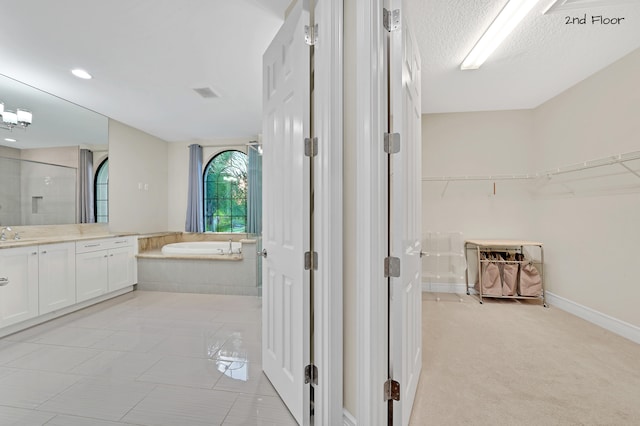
[0,291,297,426]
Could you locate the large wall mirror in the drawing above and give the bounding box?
[0,73,108,227]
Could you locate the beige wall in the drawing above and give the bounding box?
[532,48,640,326]
[423,47,640,327]
[20,146,79,168]
[166,139,253,231]
[108,119,169,233]
[422,110,536,239]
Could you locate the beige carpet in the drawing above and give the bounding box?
[409,293,640,426]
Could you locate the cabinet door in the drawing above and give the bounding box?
[108,245,135,292]
[39,242,76,315]
[76,250,109,303]
[0,246,39,328]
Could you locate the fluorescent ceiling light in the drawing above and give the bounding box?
[461,0,541,70]
[71,69,93,79]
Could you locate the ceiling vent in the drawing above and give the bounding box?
[192,87,219,99]
[545,0,637,14]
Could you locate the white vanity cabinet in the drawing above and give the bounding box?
[76,237,136,302]
[38,242,76,315]
[0,246,39,328]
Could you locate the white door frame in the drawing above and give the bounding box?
[313,0,344,425]
[355,0,389,424]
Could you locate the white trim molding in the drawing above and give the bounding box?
[545,291,640,344]
[314,0,344,424]
[355,0,387,424]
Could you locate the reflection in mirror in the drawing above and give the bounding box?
[0,157,76,225]
[0,73,108,226]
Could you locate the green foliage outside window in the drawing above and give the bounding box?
[204,150,248,232]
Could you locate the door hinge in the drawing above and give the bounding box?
[304,137,318,157]
[305,364,318,385]
[384,133,401,154]
[305,251,318,271]
[384,379,401,401]
[305,24,318,45]
[384,256,401,278]
[383,8,400,32]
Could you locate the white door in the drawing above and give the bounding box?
[39,242,76,315]
[108,245,135,291]
[76,250,109,302]
[389,1,422,424]
[261,1,310,424]
[0,246,39,328]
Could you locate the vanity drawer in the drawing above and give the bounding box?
[76,237,133,253]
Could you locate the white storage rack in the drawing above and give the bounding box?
[421,232,466,292]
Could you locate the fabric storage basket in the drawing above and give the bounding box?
[519,263,542,296]
[476,261,502,296]
[502,263,519,296]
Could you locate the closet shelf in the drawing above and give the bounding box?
[422,150,640,183]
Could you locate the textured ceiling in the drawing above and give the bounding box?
[1,0,639,145]
[408,0,640,113]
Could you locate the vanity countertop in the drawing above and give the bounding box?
[0,232,137,250]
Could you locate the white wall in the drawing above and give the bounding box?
[423,47,640,328]
[108,119,169,233]
[166,138,253,231]
[342,0,356,415]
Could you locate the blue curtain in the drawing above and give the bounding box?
[79,149,95,223]
[185,144,204,232]
[247,144,262,235]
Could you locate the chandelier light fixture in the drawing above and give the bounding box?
[0,101,33,131]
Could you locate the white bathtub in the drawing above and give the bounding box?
[161,241,242,255]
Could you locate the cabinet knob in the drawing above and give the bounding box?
[0,277,9,286]
[31,252,37,256]
[41,250,47,254]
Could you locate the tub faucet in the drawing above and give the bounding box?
[1,227,11,241]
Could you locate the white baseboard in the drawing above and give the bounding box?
[545,291,640,344]
[343,409,357,426]
[422,282,468,294]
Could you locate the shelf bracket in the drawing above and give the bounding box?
[619,162,640,180]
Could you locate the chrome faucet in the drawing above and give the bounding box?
[0,227,11,241]
[228,238,233,254]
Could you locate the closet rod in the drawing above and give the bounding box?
[422,150,640,183]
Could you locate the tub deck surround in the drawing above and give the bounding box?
[136,233,258,296]
[137,232,252,253]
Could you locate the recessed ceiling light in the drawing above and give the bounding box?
[4,138,17,142]
[71,69,93,79]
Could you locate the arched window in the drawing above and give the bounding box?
[94,158,109,223]
[204,150,248,232]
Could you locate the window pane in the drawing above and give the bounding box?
[203,150,248,233]
[95,159,109,223]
